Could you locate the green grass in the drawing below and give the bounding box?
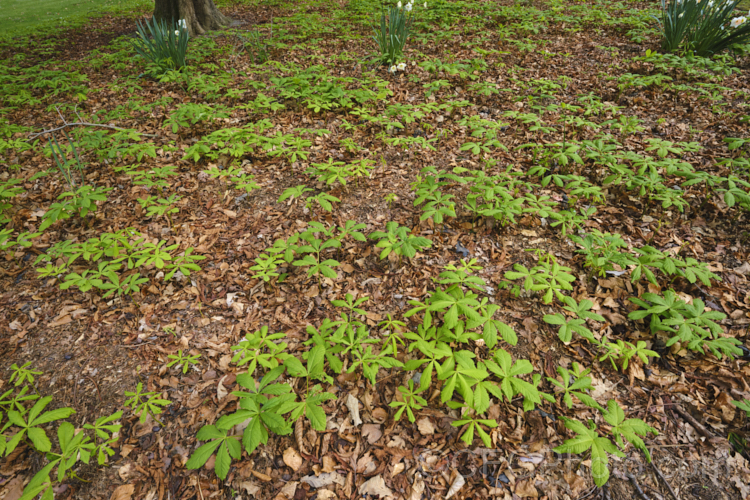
[0,0,151,39]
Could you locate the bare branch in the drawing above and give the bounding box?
[54,106,68,125]
[649,454,680,500]
[29,122,158,140]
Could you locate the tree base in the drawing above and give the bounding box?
[154,0,232,36]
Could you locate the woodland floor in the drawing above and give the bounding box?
[1,0,750,500]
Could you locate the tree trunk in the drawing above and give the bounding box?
[153,0,232,36]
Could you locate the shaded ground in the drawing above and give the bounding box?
[1,0,750,499]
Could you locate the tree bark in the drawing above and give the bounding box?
[153,0,232,36]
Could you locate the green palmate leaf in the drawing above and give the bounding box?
[450,404,497,448]
[305,400,328,431]
[306,344,327,381]
[438,351,488,406]
[603,400,658,461]
[553,417,623,487]
[6,396,75,455]
[186,426,228,474]
[19,461,57,500]
[483,349,550,411]
[547,363,603,411]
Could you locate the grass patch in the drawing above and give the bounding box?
[0,0,151,39]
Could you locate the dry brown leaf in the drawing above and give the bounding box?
[219,354,232,371]
[2,477,24,500]
[731,476,750,499]
[628,362,645,383]
[372,407,388,423]
[316,490,337,500]
[217,375,229,400]
[715,392,736,423]
[300,473,345,488]
[563,471,587,497]
[250,470,272,481]
[515,479,538,498]
[283,447,303,471]
[387,435,407,448]
[591,376,617,403]
[110,484,135,500]
[361,423,382,444]
[322,455,337,473]
[522,317,538,334]
[346,394,362,427]
[445,473,465,500]
[408,473,425,500]
[416,417,435,435]
[392,463,405,477]
[358,475,393,498]
[280,481,298,499]
[341,263,354,273]
[356,452,377,475]
[239,481,260,497]
[48,314,72,328]
[295,418,307,455]
[649,370,679,387]
[118,463,135,481]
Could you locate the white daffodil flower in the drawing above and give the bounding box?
[405,1,413,11]
[389,65,397,72]
[178,19,187,30]
[397,62,406,71]
[175,30,180,36]
[730,15,747,27]
[397,1,402,8]
[424,1,427,6]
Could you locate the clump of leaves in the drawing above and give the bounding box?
[543,296,605,343]
[554,400,658,486]
[124,382,171,425]
[133,17,189,74]
[10,361,42,387]
[547,362,603,410]
[629,290,743,359]
[231,326,290,375]
[373,2,415,65]
[658,0,750,57]
[505,251,575,304]
[166,350,201,374]
[369,222,432,260]
[390,380,427,423]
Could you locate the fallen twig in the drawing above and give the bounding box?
[29,121,158,139]
[29,106,158,139]
[578,486,597,500]
[650,453,680,500]
[670,405,715,439]
[627,473,652,500]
